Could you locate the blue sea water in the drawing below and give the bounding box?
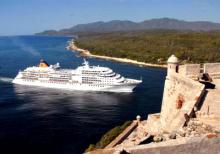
[0,36,166,154]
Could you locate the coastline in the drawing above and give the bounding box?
[66,40,167,69]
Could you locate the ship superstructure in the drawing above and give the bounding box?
[13,59,142,92]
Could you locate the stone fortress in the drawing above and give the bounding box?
[88,55,220,154]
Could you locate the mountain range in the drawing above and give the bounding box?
[36,18,220,36]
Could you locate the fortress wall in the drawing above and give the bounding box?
[179,64,200,78]
[178,65,186,76]
[213,79,220,89]
[199,89,220,117]
[146,113,162,134]
[179,65,186,76]
[160,73,205,132]
[125,137,220,154]
[204,63,220,75]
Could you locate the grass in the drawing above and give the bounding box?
[85,121,132,152]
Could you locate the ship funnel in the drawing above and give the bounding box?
[39,59,49,68]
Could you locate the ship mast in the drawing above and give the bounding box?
[83,58,89,67]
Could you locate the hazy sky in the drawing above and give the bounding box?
[0,0,220,35]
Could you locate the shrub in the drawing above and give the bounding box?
[85,121,132,152]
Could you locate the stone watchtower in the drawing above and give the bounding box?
[167,55,179,76]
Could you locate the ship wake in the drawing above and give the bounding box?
[0,77,13,83]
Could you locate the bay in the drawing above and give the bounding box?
[0,35,165,154]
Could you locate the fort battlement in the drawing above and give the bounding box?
[146,55,220,134]
[178,63,220,80]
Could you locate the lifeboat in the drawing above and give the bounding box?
[39,59,49,68]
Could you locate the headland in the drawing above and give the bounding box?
[86,55,220,154]
[66,39,167,68]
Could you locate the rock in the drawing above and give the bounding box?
[202,124,207,129]
[169,132,177,139]
[206,133,218,139]
[190,131,197,137]
[196,127,206,134]
[187,127,192,133]
[190,125,196,131]
[187,120,194,126]
[194,133,200,137]
[178,131,186,137]
[176,133,182,138]
[205,125,213,132]
[153,135,163,142]
[185,133,190,137]
[162,134,170,141]
[131,132,137,138]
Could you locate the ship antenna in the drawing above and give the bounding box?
[83,58,89,67]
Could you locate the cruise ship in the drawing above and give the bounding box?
[13,59,142,92]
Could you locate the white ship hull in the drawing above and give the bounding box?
[12,78,139,92]
[13,59,142,93]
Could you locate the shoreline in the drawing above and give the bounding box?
[66,40,167,69]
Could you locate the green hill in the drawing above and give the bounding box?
[75,30,220,64]
[36,18,220,36]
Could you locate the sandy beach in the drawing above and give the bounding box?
[66,40,167,68]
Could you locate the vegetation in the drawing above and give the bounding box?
[85,121,132,152]
[75,30,220,64]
